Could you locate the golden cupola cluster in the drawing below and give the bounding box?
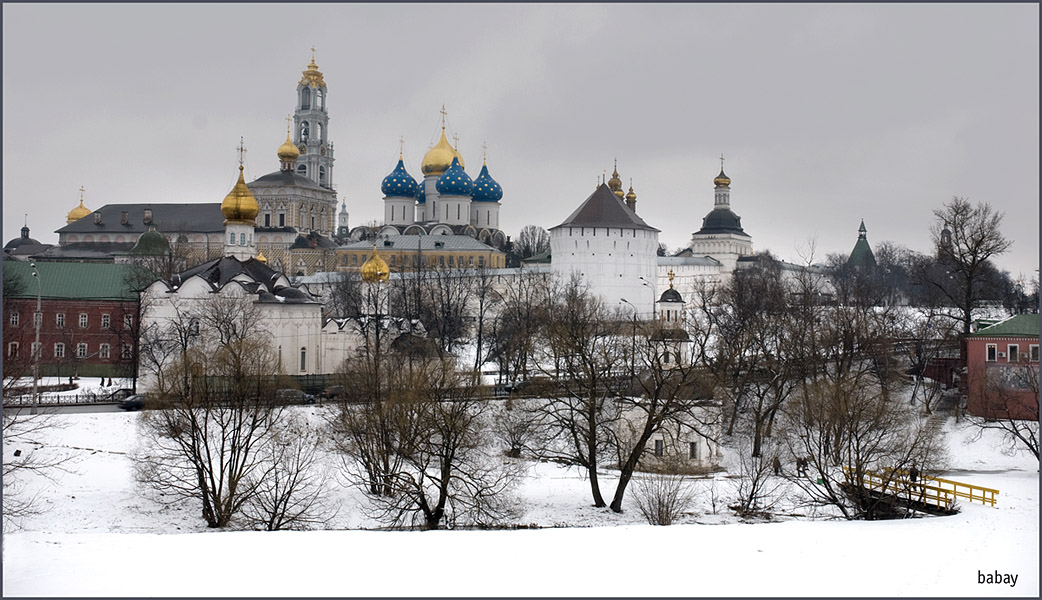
[608,159,624,198]
[299,54,325,88]
[626,182,637,203]
[221,165,260,224]
[360,242,390,283]
[66,186,92,223]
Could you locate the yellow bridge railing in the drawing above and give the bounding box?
[843,467,999,509]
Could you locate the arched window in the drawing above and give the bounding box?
[240,233,246,246]
[300,121,309,142]
[229,232,235,245]
[316,122,323,142]
[296,164,307,177]
[316,88,324,109]
[319,166,326,185]
[301,88,311,110]
[299,347,307,372]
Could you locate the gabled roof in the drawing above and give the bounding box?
[57,203,225,235]
[969,314,1039,338]
[2,260,138,301]
[550,184,659,232]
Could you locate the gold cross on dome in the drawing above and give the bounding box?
[79,185,86,201]
[237,137,247,167]
[668,269,675,289]
[453,133,460,149]
[440,104,447,129]
[482,141,488,163]
[399,136,405,158]
[719,153,725,170]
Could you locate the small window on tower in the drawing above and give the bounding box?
[301,88,311,110]
[297,164,307,177]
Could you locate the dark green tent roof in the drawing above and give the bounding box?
[848,237,876,267]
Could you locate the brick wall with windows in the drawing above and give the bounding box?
[3,297,138,376]
[967,334,1040,421]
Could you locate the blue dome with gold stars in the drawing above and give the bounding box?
[435,157,473,196]
[471,163,503,202]
[416,180,426,203]
[381,158,419,197]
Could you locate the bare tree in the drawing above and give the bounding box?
[513,225,550,260]
[783,370,947,520]
[369,362,521,529]
[608,327,715,513]
[487,268,550,385]
[631,472,697,525]
[134,293,290,528]
[531,275,626,508]
[925,197,1013,337]
[470,265,502,372]
[242,412,338,530]
[969,364,1039,462]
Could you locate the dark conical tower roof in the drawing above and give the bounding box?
[847,220,876,267]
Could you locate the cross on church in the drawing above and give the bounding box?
[399,136,405,158]
[719,153,725,170]
[237,137,247,167]
[440,104,447,129]
[79,185,86,201]
[482,141,488,163]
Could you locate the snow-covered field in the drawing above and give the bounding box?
[2,396,1038,597]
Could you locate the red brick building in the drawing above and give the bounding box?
[965,314,1039,421]
[3,260,139,379]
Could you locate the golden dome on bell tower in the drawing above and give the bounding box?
[67,186,92,223]
[421,106,464,176]
[360,242,390,283]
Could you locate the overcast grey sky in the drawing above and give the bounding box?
[3,3,1038,278]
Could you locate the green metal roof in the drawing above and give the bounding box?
[969,314,1039,338]
[847,237,876,267]
[2,260,139,301]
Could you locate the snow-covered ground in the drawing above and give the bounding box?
[2,400,1038,597]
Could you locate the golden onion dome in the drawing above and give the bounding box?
[221,166,260,223]
[67,198,91,223]
[608,165,623,192]
[421,128,457,176]
[256,250,267,263]
[360,243,390,283]
[714,168,731,187]
[625,183,636,202]
[277,126,300,162]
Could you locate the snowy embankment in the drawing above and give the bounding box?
[3,407,1038,597]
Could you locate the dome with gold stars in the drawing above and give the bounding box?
[421,128,458,176]
[360,244,390,283]
[381,157,419,197]
[436,157,473,196]
[221,166,260,223]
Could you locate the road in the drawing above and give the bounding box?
[3,403,123,415]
